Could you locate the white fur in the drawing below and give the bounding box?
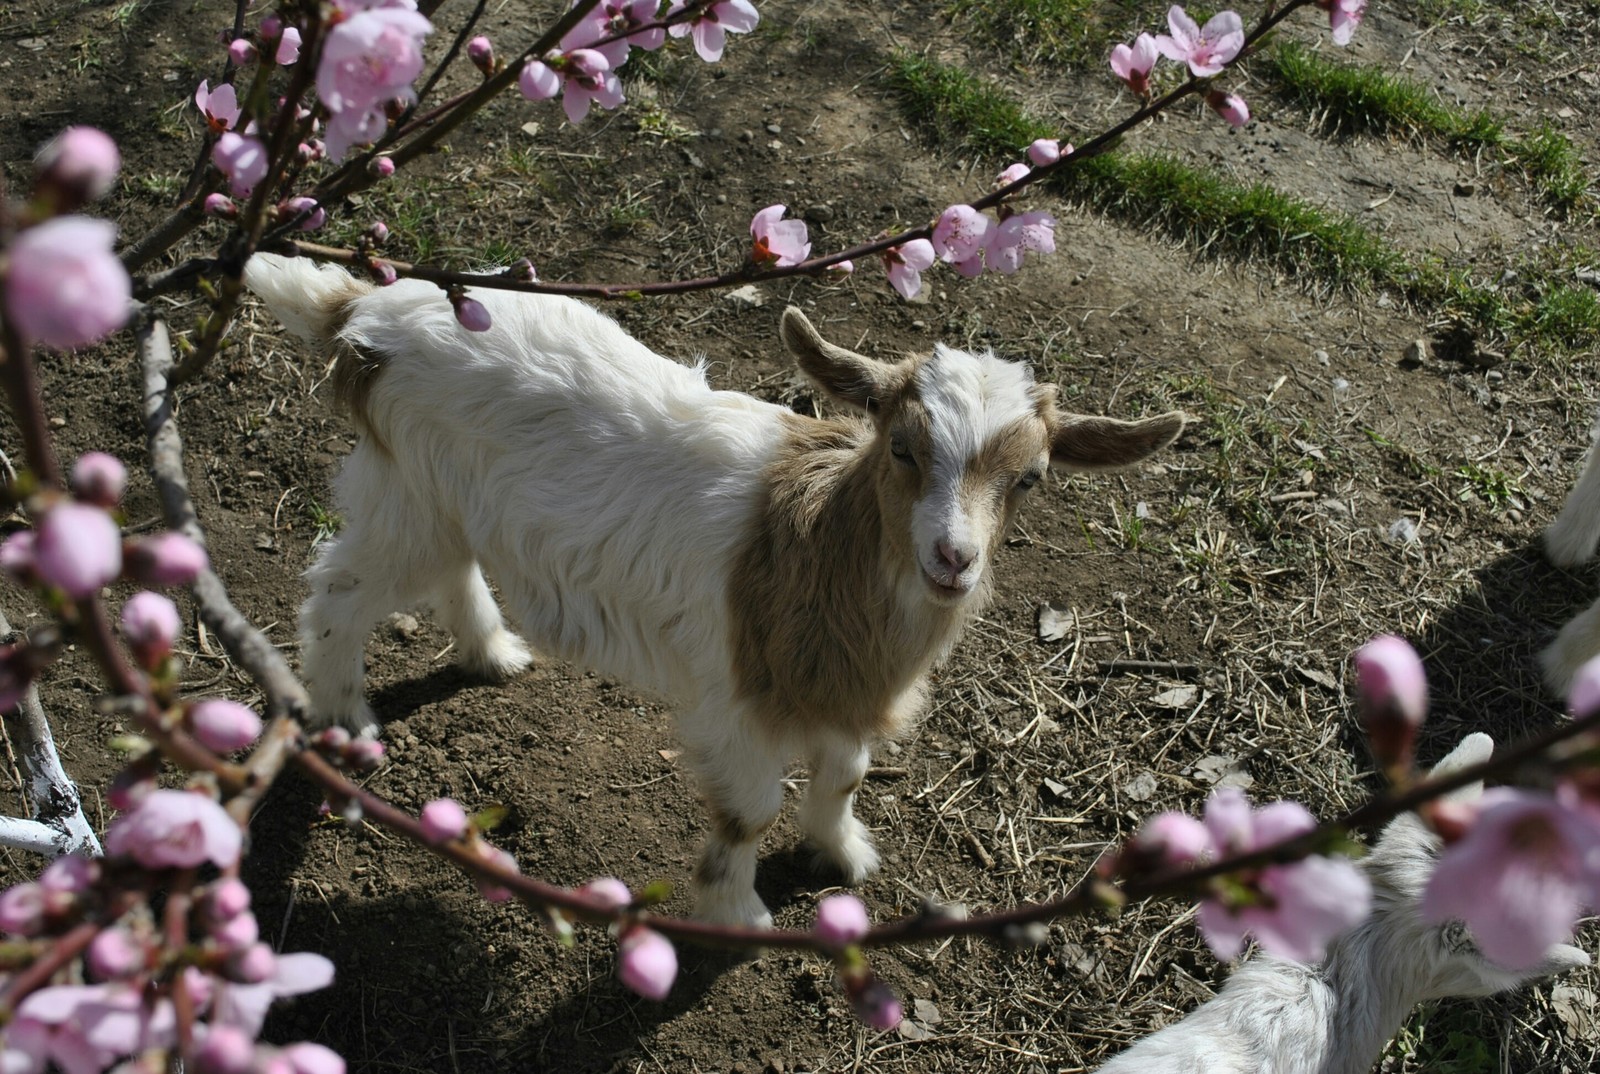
[1544,425,1600,694]
[245,256,1074,926]
[1097,734,1590,1074]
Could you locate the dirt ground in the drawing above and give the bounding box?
[3,0,1600,1071]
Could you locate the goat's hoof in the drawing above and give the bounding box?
[1544,523,1598,568]
[812,828,880,884]
[464,631,534,681]
[694,888,773,930]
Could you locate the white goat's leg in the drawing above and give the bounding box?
[799,736,879,883]
[1546,442,1600,567]
[300,531,406,736]
[431,561,532,681]
[1542,593,1600,695]
[685,718,786,928]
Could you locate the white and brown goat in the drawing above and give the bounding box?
[1096,734,1590,1074]
[245,254,1186,925]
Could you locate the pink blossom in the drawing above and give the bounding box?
[125,531,209,586]
[931,205,992,264]
[985,211,1055,275]
[1354,634,1427,765]
[282,1042,346,1074]
[419,797,469,843]
[750,204,811,267]
[195,80,241,133]
[1317,0,1367,45]
[35,126,121,207]
[823,259,854,280]
[4,216,132,350]
[277,26,304,65]
[1422,787,1600,970]
[848,977,903,1030]
[344,737,385,769]
[105,788,242,869]
[996,162,1030,187]
[283,195,326,231]
[1133,811,1211,868]
[86,928,142,981]
[667,0,758,63]
[188,699,264,752]
[0,530,37,585]
[581,876,632,908]
[372,156,396,178]
[814,893,870,945]
[467,35,494,74]
[1026,138,1069,166]
[13,984,177,1074]
[40,854,96,895]
[121,591,181,669]
[1154,6,1244,77]
[560,49,625,124]
[1206,89,1250,127]
[316,2,433,160]
[474,844,519,902]
[1110,32,1159,95]
[564,1,666,68]
[230,941,277,983]
[882,238,935,300]
[452,294,493,332]
[519,58,562,101]
[213,951,335,1036]
[195,1024,255,1074]
[70,452,126,507]
[0,881,45,935]
[205,193,238,218]
[35,502,122,599]
[212,131,269,196]
[1192,789,1372,962]
[618,927,677,999]
[228,38,256,65]
[206,877,253,921]
[213,909,261,950]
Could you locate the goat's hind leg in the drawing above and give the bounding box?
[1546,438,1600,567]
[1542,592,1600,696]
[799,735,879,883]
[431,560,532,681]
[300,523,410,737]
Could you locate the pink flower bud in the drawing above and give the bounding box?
[452,295,492,332]
[188,699,263,752]
[195,1023,255,1074]
[284,195,325,231]
[1205,89,1251,128]
[519,59,561,101]
[230,941,277,983]
[344,737,385,770]
[1133,811,1213,868]
[87,927,142,980]
[368,221,390,244]
[996,162,1030,187]
[312,726,352,753]
[276,27,303,65]
[282,1043,345,1074]
[4,216,131,349]
[205,193,238,219]
[121,591,181,669]
[70,451,126,507]
[125,531,209,586]
[373,262,398,286]
[212,908,260,950]
[1026,138,1061,166]
[581,877,631,909]
[823,259,854,280]
[261,14,283,39]
[228,38,256,65]
[35,127,121,209]
[1354,635,1427,772]
[40,854,97,894]
[617,927,677,1000]
[814,893,870,945]
[848,976,903,1029]
[474,844,519,903]
[0,531,37,586]
[35,502,122,598]
[509,258,537,282]
[420,798,469,844]
[0,882,45,935]
[371,156,396,179]
[468,35,495,75]
[212,131,269,197]
[207,877,252,920]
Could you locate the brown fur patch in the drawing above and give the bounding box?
[325,292,390,454]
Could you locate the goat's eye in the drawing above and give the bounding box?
[889,437,916,466]
[1016,470,1043,491]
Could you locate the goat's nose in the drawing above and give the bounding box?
[936,540,975,575]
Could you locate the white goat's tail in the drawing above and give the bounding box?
[243,253,372,344]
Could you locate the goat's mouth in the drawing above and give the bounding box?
[920,568,973,602]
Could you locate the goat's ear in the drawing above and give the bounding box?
[1049,411,1188,472]
[1428,732,1493,804]
[780,307,908,413]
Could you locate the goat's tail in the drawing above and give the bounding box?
[244,253,372,345]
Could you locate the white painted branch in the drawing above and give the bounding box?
[0,607,102,858]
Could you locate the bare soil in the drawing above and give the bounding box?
[3,1,1600,1071]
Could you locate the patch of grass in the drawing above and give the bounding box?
[634,102,697,143]
[1416,0,1487,22]
[947,0,1142,68]
[885,51,1053,157]
[1266,43,1589,210]
[306,501,341,548]
[1455,462,1523,512]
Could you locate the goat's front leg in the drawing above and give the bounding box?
[1547,443,1600,567]
[799,735,879,883]
[685,718,786,928]
[1543,593,1600,695]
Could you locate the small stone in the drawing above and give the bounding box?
[725,285,764,308]
[1122,771,1158,801]
[1400,339,1429,368]
[388,613,421,639]
[1312,349,1329,367]
[765,122,782,135]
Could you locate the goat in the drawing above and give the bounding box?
[1541,437,1600,695]
[1095,733,1590,1074]
[244,254,1186,925]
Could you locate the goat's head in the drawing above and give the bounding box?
[780,308,1186,606]
[1357,733,1590,1001]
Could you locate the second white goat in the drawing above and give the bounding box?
[245,253,1186,925]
